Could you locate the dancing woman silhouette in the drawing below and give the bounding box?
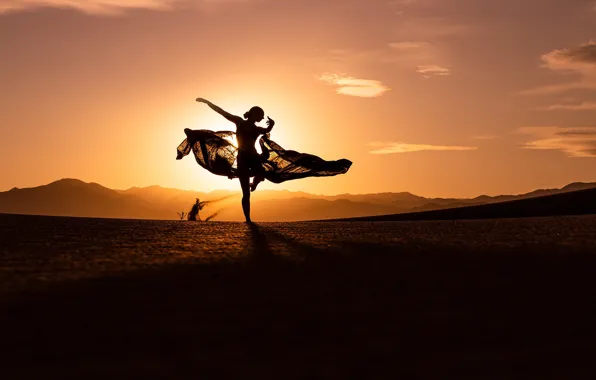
[177,98,352,223]
[197,98,273,222]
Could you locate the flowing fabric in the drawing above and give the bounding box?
[176,128,352,184]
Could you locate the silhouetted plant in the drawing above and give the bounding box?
[186,195,234,222]
[188,198,208,221]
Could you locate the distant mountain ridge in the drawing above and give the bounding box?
[1,179,595,221]
[336,187,596,222]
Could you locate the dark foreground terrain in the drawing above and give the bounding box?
[1,214,595,379]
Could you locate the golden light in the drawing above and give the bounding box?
[140,83,311,193]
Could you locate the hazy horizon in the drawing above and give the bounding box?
[3,0,596,198]
[3,177,596,199]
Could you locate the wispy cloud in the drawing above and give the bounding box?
[387,0,418,16]
[538,101,596,111]
[471,135,497,140]
[388,40,433,61]
[388,41,431,50]
[517,126,596,158]
[0,0,181,15]
[369,141,477,154]
[384,2,466,77]
[319,74,390,98]
[521,82,593,96]
[523,41,596,95]
[541,41,596,71]
[387,41,451,78]
[322,38,451,80]
[416,65,451,78]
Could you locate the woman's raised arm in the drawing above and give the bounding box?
[196,98,241,123]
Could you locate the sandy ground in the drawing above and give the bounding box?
[1,214,595,379]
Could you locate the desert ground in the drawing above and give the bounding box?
[1,213,595,379]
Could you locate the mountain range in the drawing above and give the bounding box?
[1,179,595,221]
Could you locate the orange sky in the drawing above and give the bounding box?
[1,0,596,198]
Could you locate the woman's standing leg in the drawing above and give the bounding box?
[239,175,252,223]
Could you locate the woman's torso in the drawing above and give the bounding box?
[235,120,261,154]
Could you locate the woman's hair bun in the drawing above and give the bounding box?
[244,106,264,119]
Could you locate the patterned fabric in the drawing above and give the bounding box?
[177,128,352,184]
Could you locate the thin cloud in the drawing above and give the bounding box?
[387,40,433,62]
[388,41,431,50]
[523,41,596,95]
[517,126,596,158]
[416,65,451,78]
[471,135,497,140]
[0,0,250,15]
[387,41,452,78]
[520,82,593,96]
[541,41,596,71]
[387,0,417,16]
[538,101,596,111]
[0,0,179,14]
[319,74,390,98]
[369,141,477,154]
[323,38,451,80]
[322,39,451,80]
[557,129,596,137]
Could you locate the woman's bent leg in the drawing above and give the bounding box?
[250,175,265,192]
[250,158,266,192]
[239,175,252,223]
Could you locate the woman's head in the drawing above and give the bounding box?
[244,106,265,122]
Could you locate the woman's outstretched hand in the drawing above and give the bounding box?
[266,117,275,129]
[196,98,208,104]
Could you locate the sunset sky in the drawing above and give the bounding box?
[2,0,596,197]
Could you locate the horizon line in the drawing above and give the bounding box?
[2,177,595,201]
